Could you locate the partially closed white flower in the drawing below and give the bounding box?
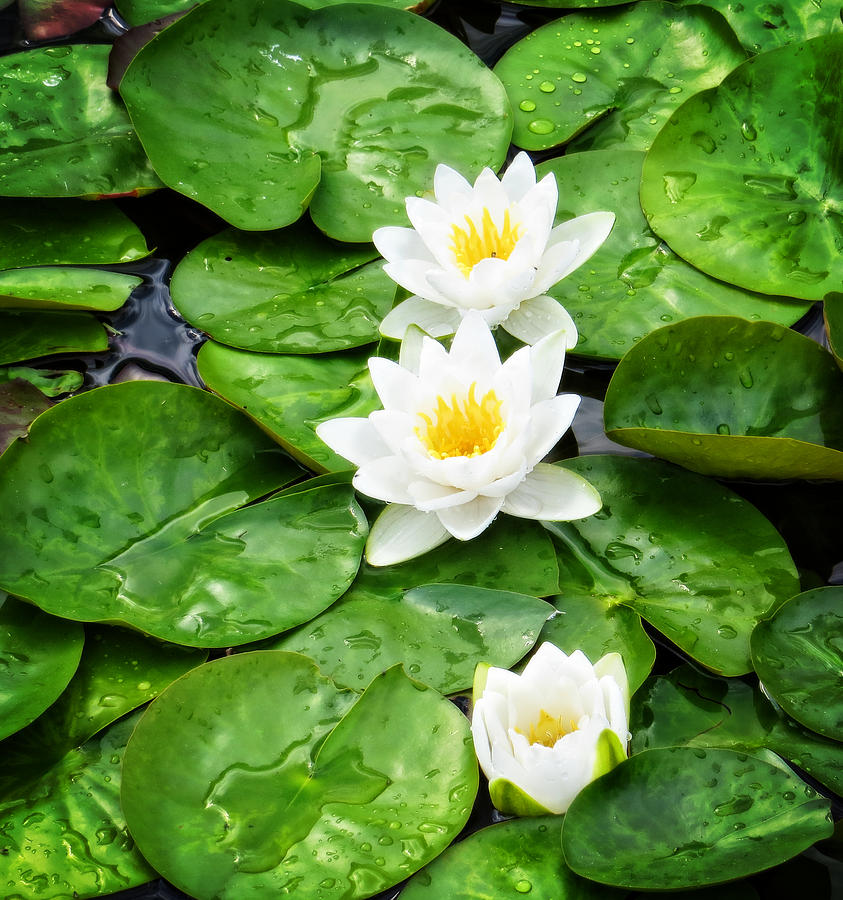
[471,643,630,816]
[373,152,614,346]
[315,312,601,567]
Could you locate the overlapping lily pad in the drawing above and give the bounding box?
[0,593,83,741]
[0,376,52,454]
[562,746,832,889]
[269,583,553,693]
[0,364,82,397]
[18,0,109,40]
[0,310,108,364]
[641,34,843,301]
[122,652,478,899]
[170,223,395,353]
[494,2,745,153]
[0,45,162,198]
[535,150,810,360]
[751,586,843,741]
[120,0,511,238]
[824,292,843,369]
[604,317,843,479]
[198,341,379,471]
[0,267,141,310]
[546,455,800,675]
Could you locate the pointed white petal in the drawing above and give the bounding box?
[382,260,451,305]
[531,240,583,295]
[500,151,537,200]
[436,494,504,541]
[524,394,581,463]
[434,163,474,210]
[353,456,414,505]
[368,356,418,411]
[502,463,602,522]
[372,225,433,265]
[379,296,461,341]
[315,417,389,467]
[528,326,569,403]
[536,210,615,290]
[501,295,578,348]
[408,479,476,511]
[365,504,451,567]
[398,324,428,374]
[448,310,502,375]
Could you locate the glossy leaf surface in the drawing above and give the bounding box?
[604,317,843,479]
[18,0,108,39]
[269,583,553,693]
[824,292,843,369]
[494,2,744,152]
[536,151,810,360]
[547,455,799,675]
[0,310,108,364]
[562,747,832,889]
[122,652,478,899]
[0,376,51,454]
[0,267,141,311]
[170,223,395,353]
[641,35,843,301]
[120,0,511,237]
[0,364,82,397]
[0,45,162,199]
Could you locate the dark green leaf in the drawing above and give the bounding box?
[0,309,108,364]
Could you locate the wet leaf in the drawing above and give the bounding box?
[824,292,843,370]
[0,365,83,397]
[0,377,52,454]
[18,0,108,40]
[0,310,108,365]
[0,267,141,311]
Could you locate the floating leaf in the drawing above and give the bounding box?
[0,377,52,454]
[18,0,109,40]
[824,292,843,370]
[269,583,553,693]
[0,364,83,397]
[494,1,745,152]
[0,45,162,199]
[120,0,511,237]
[122,652,478,899]
[641,35,843,301]
[170,223,395,353]
[562,746,833,890]
[535,150,810,360]
[0,310,108,364]
[604,317,843,480]
[546,455,799,675]
[0,267,141,311]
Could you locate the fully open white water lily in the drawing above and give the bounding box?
[372,151,614,346]
[471,643,630,816]
[315,312,601,567]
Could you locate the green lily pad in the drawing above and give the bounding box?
[401,817,618,900]
[0,45,162,199]
[751,586,843,741]
[824,292,843,370]
[268,583,553,693]
[0,381,353,647]
[0,309,108,364]
[546,455,799,675]
[640,35,843,301]
[0,364,83,397]
[631,663,843,799]
[0,267,141,311]
[198,340,379,472]
[562,746,833,890]
[493,2,745,153]
[604,316,843,480]
[535,150,811,360]
[18,0,109,40]
[122,652,478,899]
[0,199,149,269]
[120,0,511,238]
[0,376,52,454]
[170,223,395,353]
[0,593,83,742]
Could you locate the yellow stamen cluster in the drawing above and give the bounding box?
[450,207,522,277]
[519,710,578,748]
[417,383,504,460]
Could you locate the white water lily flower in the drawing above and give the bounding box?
[372,151,614,346]
[315,312,601,567]
[471,643,630,816]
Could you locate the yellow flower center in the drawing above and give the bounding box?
[416,383,504,460]
[520,710,579,748]
[450,207,522,277]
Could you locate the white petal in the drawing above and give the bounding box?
[501,295,578,348]
[470,701,495,777]
[408,479,476,511]
[528,326,569,403]
[501,463,602,522]
[530,239,582,296]
[314,417,389,467]
[448,310,502,376]
[434,163,474,210]
[382,260,451,305]
[372,225,433,265]
[436,495,504,541]
[500,151,537,201]
[368,356,418,411]
[537,210,615,289]
[365,504,451,567]
[398,324,427,374]
[524,394,581,464]
[353,456,414,505]
[379,296,462,341]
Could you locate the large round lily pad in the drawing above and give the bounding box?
[120,0,511,238]
[122,651,478,899]
[0,309,108,364]
[536,150,810,360]
[604,316,843,479]
[493,1,745,152]
[641,34,843,301]
[170,223,395,353]
[751,586,843,741]
[547,455,799,675]
[562,747,833,890]
[0,45,162,198]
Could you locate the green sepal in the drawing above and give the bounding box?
[592,728,627,780]
[489,777,555,817]
[473,662,491,706]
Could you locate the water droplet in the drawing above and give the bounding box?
[645,394,662,415]
[714,795,753,817]
[717,624,737,639]
[662,171,697,203]
[527,119,555,135]
[539,81,556,93]
[740,121,757,141]
[782,791,796,801]
[787,210,807,225]
[590,46,601,54]
[691,131,717,154]
[716,423,731,435]
[519,99,536,112]
[515,880,533,893]
[626,36,635,43]
[571,72,587,83]
[605,542,641,561]
[668,86,682,94]
[738,368,753,388]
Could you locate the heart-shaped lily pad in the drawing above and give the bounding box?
[170,223,395,353]
[0,593,83,741]
[122,651,478,899]
[120,0,511,238]
[493,1,745,152]
[269,583,553,693]
[198,340,379,472]
[547,455,799,675]
[641,34,843,301]
[0,267,141,311]
[0,309,108,364]
[604,316,843,480]
[751,586,843,741]
[0,199,149,268]
[536,150,810,360]
[0,45,162,199]
[562,746,832,890]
